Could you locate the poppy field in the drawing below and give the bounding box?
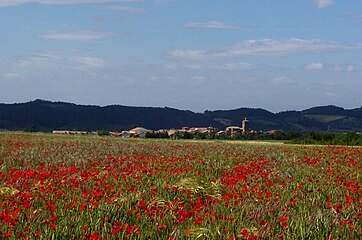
[0,133,361,239]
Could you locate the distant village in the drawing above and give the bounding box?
[52,118,253,139]
[51,117,362,145]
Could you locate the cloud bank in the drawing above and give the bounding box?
[304,62,324,70]
[272,76,293,85]
[184,21,238,29]
[0,0,140,7]
[16,54,60,67]
[104,6,146,13]
[168,39,362,60]
[40,30,120,40]
[314,0,334,8]
[70,56,106,68]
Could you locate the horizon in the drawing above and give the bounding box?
[1,1,361,112]
[1,98,361,114]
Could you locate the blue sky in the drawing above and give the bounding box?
[0,0,361,112]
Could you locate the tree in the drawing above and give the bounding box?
[286,130,302,140]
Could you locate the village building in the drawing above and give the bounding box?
[52,130,90,135]
[129,127,151,138]
[189,127,209,134]
[121,131,131,138]
[167,129,177,138]
[225,118,251,136]
[216,130,227,136]
[226,126,242,136]
[52,130,69,134]
[109,132,122,137]
[51,118,251,139]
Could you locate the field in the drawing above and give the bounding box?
[0,133,361,239]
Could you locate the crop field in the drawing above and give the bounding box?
[0,133,361,239]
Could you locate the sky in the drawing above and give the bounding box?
[0,0,361,113]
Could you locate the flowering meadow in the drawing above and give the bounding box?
[0,133,361,239]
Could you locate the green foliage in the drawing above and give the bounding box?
[143,129,362,146]
[145,131,169,139]
[286,130,302,140]
[291,131,362,146]
[97,130,110,136]
[173,131,194,139]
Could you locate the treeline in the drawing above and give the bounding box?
[144,130,362,146]
[233,130,362,146]
[288,131,362,146]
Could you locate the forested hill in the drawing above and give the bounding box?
[0,100,221,132]
[0,100,361,132]
[205,105,362,132]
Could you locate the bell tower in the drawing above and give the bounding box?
[242,118,250,133]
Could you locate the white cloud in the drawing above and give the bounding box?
[168,39,362,60]
[342,13,362,19]
[325,92,337,97]
[272,76,293,85]
[70,56,106,68]
[149,76,160,81]
[333,64,357,72]
[153,0,173,3]
[183,64,202,70]
[192,76,206,82]
[0,0,141,7]
[304,62,324,70]
[182,62,253,70]
[346,65,354,72]
[220,62,254,70]
[17,54,60,67]
[168,49,205,60]
[185,21,238,29]
[162,63,177,69]
[4,73,21,80]
[16,53,106,73]
[313,0,334,8]
[40,30,120,40]
[104,6,146,13]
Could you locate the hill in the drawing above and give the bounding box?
[0,100,361,132]
[0,100,222,132]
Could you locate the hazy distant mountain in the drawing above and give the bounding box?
[0,100,361,132]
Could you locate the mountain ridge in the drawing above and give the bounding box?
[0,100,361,132]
